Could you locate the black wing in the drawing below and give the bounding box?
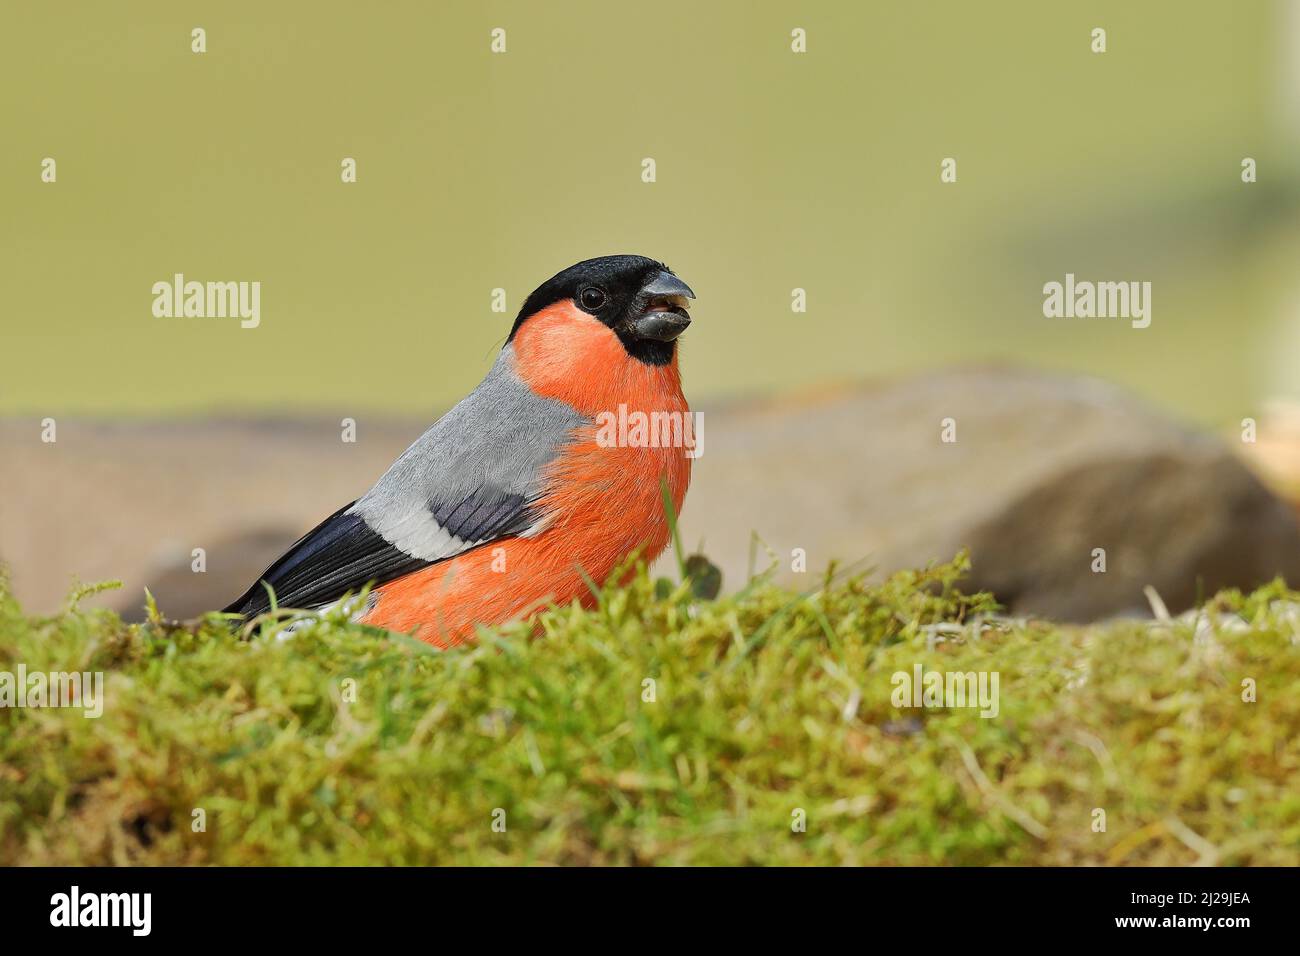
[223,487,541,621]
[223,502,431,619]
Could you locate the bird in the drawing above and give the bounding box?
[223,255,696,647]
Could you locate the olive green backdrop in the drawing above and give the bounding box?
[3,0,1296,423]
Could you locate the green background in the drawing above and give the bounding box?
[3,0,1296,423]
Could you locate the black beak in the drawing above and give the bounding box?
[641,271,695,300]
[629,270,695,342]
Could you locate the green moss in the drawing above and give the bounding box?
[1,555,1297,865]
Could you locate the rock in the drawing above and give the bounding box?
[679,367,1300,621]
[119,526,300,622]
[1236,401,1300,517]
[0,417,425,617]
[963,451,1298,619]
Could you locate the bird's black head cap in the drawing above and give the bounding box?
[508,254,695,366]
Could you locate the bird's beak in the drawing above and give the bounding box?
[629,270,695,342]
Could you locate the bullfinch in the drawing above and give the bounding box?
[224,255,696,647]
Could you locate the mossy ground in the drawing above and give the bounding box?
[1,556,1297,865]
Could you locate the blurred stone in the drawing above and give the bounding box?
[0,417,424,617]
[680,367,1300,621]
[1235,401,1300,518]
[119,527,299,622]
[963,451,1298,620]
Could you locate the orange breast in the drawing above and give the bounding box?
[361,301,692,646]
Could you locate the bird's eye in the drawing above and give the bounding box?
[579,287,607,311]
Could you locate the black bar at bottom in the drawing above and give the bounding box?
[0,866,1285,941]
